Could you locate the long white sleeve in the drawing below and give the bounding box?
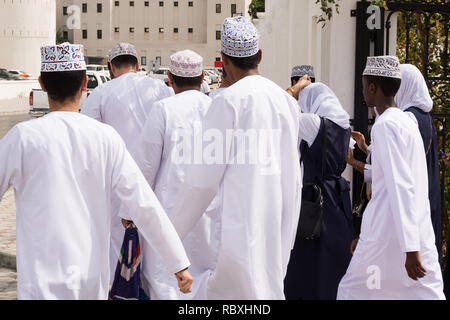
[133,103,165,189]
[169,95,235,239]
[80,86,103,121]
[0,126,22,198]
[372,121,420,252]
[111,136,190,274]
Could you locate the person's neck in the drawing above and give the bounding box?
[174,86,200,95]
[114,68,136,78]
[375,96,397,115]
[48,98,80,113]
[231,68,259,84]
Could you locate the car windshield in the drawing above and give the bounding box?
[154,69,169,75]
[9,71,19,74]
[87,75,99,89]
[87,66,96,71]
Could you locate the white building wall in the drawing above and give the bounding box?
[254,0,398,185]
[0,0,56,76]
[56,0,250,68]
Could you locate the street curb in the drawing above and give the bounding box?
[0,252,16,271]
[0,111,29,116]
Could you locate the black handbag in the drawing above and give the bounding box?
[296,118,327,240]
[352,182,368,237]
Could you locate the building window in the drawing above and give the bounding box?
[216,4,221,13]
[159,1,164,6]
[159,28,164,33]
[141,56,147,66]
[174,1,178,7]
[144,27,149,33]
[231,3,237,15]
[188,1,193,7]
[115,1,120,6]
[97,3,102,13]
[130,1,134,6]
[188,28,193,33]
[82,3,87,13]
[114,27,120,32]
[82,29,88,39]
[216,30,221,40]
[145,1,149,6]
[97,30,102,39]
[173,27,179,33]
[129,27,135,33]
[63,31,68,40]
[63,6,68,15]
[216,57,221,62]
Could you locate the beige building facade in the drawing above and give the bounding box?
[57,0,251,68]
[0,0,56,76]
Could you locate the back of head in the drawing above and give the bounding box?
[363,55,402,97]
[394,64,433,112]
[169,49,204,89]
[221,16,260,71]
[40,43,87,103]
[291,65,316,85]
[108,42,138,70]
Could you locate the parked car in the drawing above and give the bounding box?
[8,70,32,79]
[0,68,21,81]
[204,69,220,83]
[148,67,170,81]
[29,71,109,117]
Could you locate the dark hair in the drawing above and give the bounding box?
[171,73,203,88]
[291,76,315,86]
[40,70,86,102]
[110,54,138,69]
[223,52,260,71]
[364,75,401,97]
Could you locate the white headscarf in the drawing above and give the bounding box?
[298,82,351,129]
[394,64,433,113]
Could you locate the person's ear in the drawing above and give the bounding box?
[292,79,298,86]
[81,75,88,92]
[257,49,262,65]
[38,76,47,92]
[111,64,117,77]
[168,72,174,87]
[369,82,377,95]
[135,61,140,72]
[201,72,205,84]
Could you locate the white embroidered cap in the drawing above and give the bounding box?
[108,43,138,63]
[40,42,87,72]
[221,16,260,58]
[170,50,203,77]
[291,65,315,78]
[363,56,402,79]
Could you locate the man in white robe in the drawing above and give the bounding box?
[0,43,193,300]
[337,56,444,300]
[133,50,215,300]
[168,16,302,300]
[81,43,174,283]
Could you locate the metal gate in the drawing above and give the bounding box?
[353,0,450,261]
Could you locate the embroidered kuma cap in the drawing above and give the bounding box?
[363,56,402,79]
[221,16,260,58]
[40,42,87,72]
[108,43,138,63]
[170,50,203,77]
[291,65,315,78]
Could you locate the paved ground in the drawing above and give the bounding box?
[0,104,30,299]
[0,268,17,300]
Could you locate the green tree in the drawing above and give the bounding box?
[248,0,265,19]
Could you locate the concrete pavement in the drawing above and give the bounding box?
[0,268,17,300]
[0,188,16,271]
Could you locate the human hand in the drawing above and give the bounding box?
[351,131,368,154]
[405,251,427,281]
[288,75,312,100]
[175,269,194,294]
[350,238,359,255]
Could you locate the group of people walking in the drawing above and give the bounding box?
[0,15,447,300]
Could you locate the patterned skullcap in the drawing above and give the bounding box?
[221,16,260,58]
[40,42,86,72]
[170,50,203,77]
[291,65,315,78]
[363,56,402,79]
[108,43,138,63]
